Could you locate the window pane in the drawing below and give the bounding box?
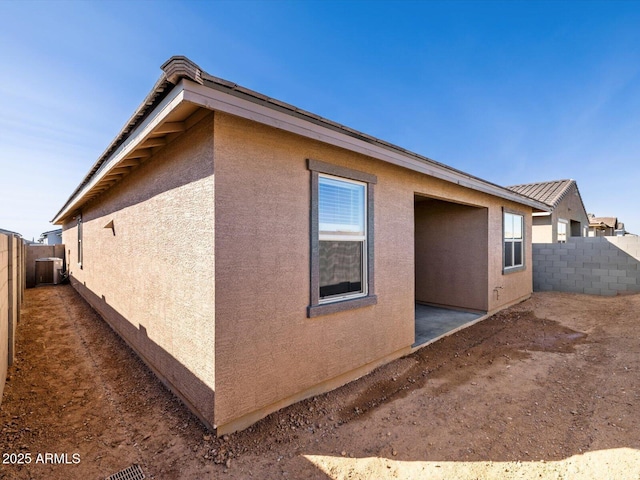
[504,241,513,267]
[319,241,363,298]
[319,176,365,235]
[558,222,567,243]
[513,214,523,239]
[504,213,513,239]
[514,241,523,266]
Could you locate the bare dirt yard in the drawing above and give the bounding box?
[1,285,639,479]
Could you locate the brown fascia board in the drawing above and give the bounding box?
[53,56,549,223]
[51,56,204,224]
[201,72,484,185]
[199,73,549,211]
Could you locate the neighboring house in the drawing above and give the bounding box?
[52,57,548,435]
[1,229,38,246]
[588,215,625,237]
[39,228,63,245]
[0,228,22,237]
[507,180,589,243]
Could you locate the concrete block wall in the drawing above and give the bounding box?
[0,234,8,401]
[0,233,26,404]
[0,234,26,403]
[533,236,640,296]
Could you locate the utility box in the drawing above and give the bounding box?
[35,257,64,285]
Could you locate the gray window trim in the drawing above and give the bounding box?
[307,159,377,318]
[502,207,526,274]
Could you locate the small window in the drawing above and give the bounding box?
[77,215,83,267]
[504,212,524,271]
[558,221,567,243]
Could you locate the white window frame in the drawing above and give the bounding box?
[503,211,524,272]
[318,173,368,303]
[557,219,568,243]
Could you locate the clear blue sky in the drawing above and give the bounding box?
[1,0,639,240]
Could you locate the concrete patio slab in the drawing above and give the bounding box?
[413,303,484,347]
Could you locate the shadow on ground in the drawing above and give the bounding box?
[2,286,639,479]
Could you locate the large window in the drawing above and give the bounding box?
[504,211,523,271]
[308,159,377,317]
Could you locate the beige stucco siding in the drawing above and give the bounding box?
[532,183,589,243]
[212,112,415,430]
[62,114,216,427]
[488,201,533,311]
[553,183,589,238]
[212,112,533,431]
[58,104,534,434]
[415,198,488,311]
[532,216,553,243]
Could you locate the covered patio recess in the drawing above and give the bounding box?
[413,194,488,347]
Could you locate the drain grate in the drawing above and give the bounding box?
[105,464,145,480]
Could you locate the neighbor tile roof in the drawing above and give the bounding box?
[589,217,618,228]
[506,179,576,208]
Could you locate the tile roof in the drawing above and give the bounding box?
[589,217,618,228]
[506,179,576,208]
[53,56,550,223]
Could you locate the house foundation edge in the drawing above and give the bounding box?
[215,344,412,436]
[69,277,216,432]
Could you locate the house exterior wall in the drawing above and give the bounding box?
[532,183,589,244]
[62,114,216,428]
[551,183,589,241]
[532,216,553,243]
[212,112,533,433]
[44,232,63,245]
[415,199,488,311]
[589,226,615,237]
[57,104,535,434]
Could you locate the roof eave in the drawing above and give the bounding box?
[53,57,550,223]
[181,79,550,211]
[51,82,190,224]
[52,56,204,224]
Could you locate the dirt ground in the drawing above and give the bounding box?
[1,285,639,479]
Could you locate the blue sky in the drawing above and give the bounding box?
[1,0,639,240]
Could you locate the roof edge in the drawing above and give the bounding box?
[161,56,204,85]
[52,58,198,223]
[507,179,589,220]
[54,56,550,223]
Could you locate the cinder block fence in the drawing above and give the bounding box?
[1,232,26,403]
[533,236,640,296]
